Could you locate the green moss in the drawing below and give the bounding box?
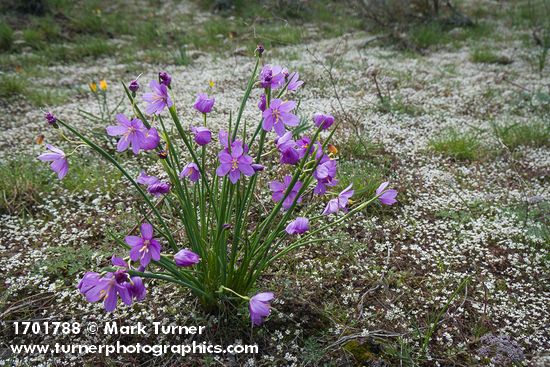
[470,48,512,64]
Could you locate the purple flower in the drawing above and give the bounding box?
[287,72,304,92]
[106,114,160,154]
[125,223,161,268]
[143,80,173,115]
[78,271,132,312]
[158,71,172,87]
[259,64,286,89]
[376,182,397,205]
[323,184,354,215]
[191,126,212,145]
[262,99,300,136]
[249,292,274,326]
[269,175,302,210]
[38,144,69,179]
[110,256,147,302]
[174,248,200,267]
[125,276,146,301]
[258,93,267,112]
[314,155,338,195]
[137,171,171,196]
[251,163,265,172]
[44,111,57,125]
[216,140,255,184]
[129,80,140,92]
[275,132,300,165]
[194,93,215,114]
[313,113,335,130]
[180,162,201,182]
[285,217,309,235]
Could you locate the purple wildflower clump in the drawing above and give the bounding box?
[270,175,303,210]
[259,64,285,89]
[38,144,69,179]
[137,171,171,196]
[285,217,309,235]
[478,334,525,365]
[313,155,338,195]
[249,292,274,326]
[262,99,300,136]
[125,223,162,268]
[174,249,201,267]
[78,256,145,312]
[143,80,173,115]
[216,140,255,184]
[323,184,354,215]
[191,126,212,146]
[376,182,398,206]
[180,162,201,182]
[106,114,160,154]
[194,93,215,114]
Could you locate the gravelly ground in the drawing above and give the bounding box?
[0,2,549,366]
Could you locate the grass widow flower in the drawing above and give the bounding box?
[323,184,354,215]
[262,99,300,136]
[106,114,160,154]
[143,80,173,115]
[174,249,201,267]
[216,140,255,184]
[275,132,300,165]
[38,144,69,179]
[376,182,398,205]
[269,175,303,210]
[180,162,201,182]
[191,126,212,145]
[249,292,275,326]
[78,270,132,312]
[259,64,285,89]
[125,223,162,268]
[287,72,304,92]
[313,113,335,130]
[194,93,215,114]
[137,171,171,196]
[111,255,146,301]
[285,217,309,235]
[314,155,338,195]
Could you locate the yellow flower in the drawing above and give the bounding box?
[209,80,215,88]
[89,82,98,93]
[99,79,108,91]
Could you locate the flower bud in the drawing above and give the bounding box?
[89,82,98,93]
[159,71,172,87]
[129,80,140,92]
[255,44,265,57]
[44,111,58,128]
[99,79,108,91]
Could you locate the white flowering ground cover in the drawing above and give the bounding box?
[0,1,549,366]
